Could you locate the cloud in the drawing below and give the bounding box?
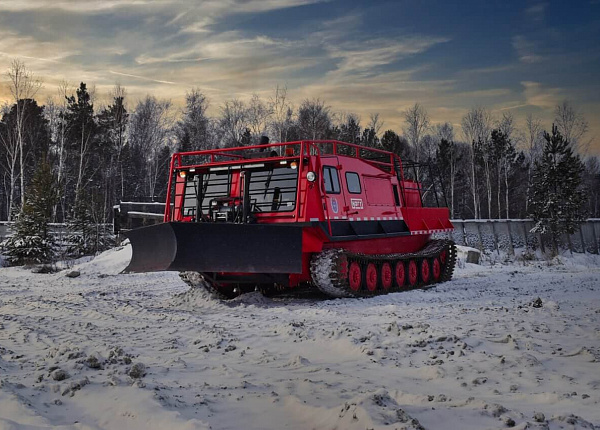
[0,0,328,14]
[325,36,450,77]
[0,30,78,63]
[0,0,157,12]
[521,81,562,108]
[512,35,543,63]
[456,88,512,98]
[108,70,176,85]
[525,2,547,22]
[310,14,450,78]
[137,33,298,65]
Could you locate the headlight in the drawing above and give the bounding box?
[179,170,187,178]
[307,171,316,182]
[290,161,298,170]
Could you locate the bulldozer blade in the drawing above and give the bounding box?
[124,222,303,274]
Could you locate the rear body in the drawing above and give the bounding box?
[126,140,455,297]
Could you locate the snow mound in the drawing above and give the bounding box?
[169,284,223,310]
[227,291,275,307]
[282,389,427,430]
[72,245,132,276]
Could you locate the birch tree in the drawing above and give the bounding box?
[434,123,457,217]
[128,96,174,200]
[6,60,42,211]
[367,113,384,137]
[524,113,543,213]
[269,85,294,143]
[0,103,19,220]
[247,93,271,140]
[496,113,517,218]
[461,107,493,218]
[64,82,96,204]
[554,101,589,153]
[219,99,248,147]
[298,98,331,140]
[403,103,430,164]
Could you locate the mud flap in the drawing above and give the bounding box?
[125,222,303,274]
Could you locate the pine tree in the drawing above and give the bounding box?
[379,130,410,160]
[97,94,128,202]
[65,188,112,258]
[529,125,587,254]
[65,83,97,203]
[1,156,59,265]
[360,127,379,148]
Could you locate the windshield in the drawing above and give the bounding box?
[180,165,298,218]
[247,167,298,212]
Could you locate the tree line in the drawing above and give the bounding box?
[1,60,598,260]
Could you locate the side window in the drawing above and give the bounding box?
[345,172,361,194]
[323,166,340,194]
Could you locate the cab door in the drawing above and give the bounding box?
[320,157,346,220]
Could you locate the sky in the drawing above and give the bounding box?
[0,0,599,153]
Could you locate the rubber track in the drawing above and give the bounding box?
[310,239,457,298]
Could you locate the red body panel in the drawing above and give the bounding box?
[163,140,453,287]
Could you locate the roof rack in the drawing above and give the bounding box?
[171,140,400,175]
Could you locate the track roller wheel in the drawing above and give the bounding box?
[420,259,431,284]
[348,261,362,292]
[407,260,418,287]
[432,257,441,281]
[365,262,378,292]
[440,249,447,266]
[380,262,393,291]
[395,261,406,288]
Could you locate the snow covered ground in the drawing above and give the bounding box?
[1,246,599,430]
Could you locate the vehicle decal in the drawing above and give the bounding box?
[331,197,339,214]
[350,198,363,210]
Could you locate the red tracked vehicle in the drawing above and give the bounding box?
[125,140,456,298]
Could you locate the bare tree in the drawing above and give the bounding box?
[402,103,430,163]
[524,113,543,214]
[421,134,437,161]
[247,93,271,140]
[268,84,294,143]
[45,81,72,220]
[298,98,332,140]
[367,112,384,137]
[128,96,174,200]
[219,99,248,146]
[6,59,42,211]
[434,122,454,143]
[461,106,493,219]
[496,112,518,218]
[0,103,19,220]
[433,122,457,217]
[554,101,589,153]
